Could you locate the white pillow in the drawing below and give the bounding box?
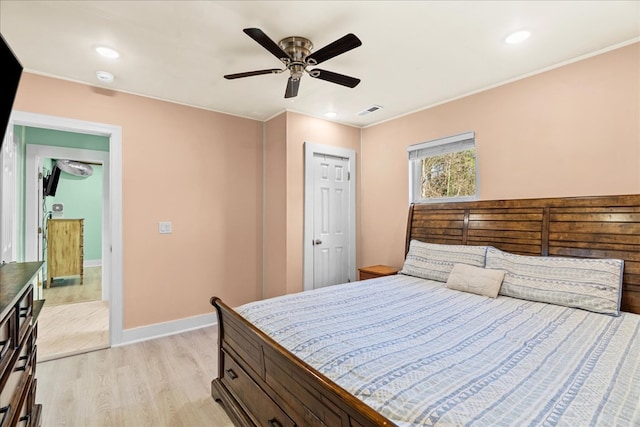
[400,240,488,282]
[446,263,505,298]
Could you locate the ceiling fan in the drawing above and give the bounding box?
[56,159,93,177]
[224,28,362,98]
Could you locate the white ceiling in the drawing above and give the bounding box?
[1,1,638,127]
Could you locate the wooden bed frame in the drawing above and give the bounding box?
[210,194,640,427]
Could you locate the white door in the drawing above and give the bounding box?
[0,131,17,263]
[312,153,350,289]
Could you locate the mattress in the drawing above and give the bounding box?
[236,274,640,427]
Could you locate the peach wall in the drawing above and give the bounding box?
[361,43,640,269]
[11,42,638,328]
[276,112,361,295]
[13,73,264,328]
[264,113,287,298]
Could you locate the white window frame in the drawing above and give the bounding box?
[408,131,479,203]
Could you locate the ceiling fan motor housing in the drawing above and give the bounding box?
[278,36,313,62]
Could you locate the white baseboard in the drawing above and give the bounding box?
[116,312,217,347]
[84,259,102,268]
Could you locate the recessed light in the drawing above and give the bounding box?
[95,46,120,59]
[505,30,531,44]
[96,71,114,83]
[324,112,337,118]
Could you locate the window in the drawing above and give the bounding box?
[408,131,478,203]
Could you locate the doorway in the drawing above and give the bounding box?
[27,146,109,296]
[303,142,356,291]
[10,111,124,350]
[30,148,108,360]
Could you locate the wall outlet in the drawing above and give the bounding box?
[159,221,172,234]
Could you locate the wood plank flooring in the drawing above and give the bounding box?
[38,300,109,361]
[43,265,102,305]
[38,266,109,361]
[36,326,234,426]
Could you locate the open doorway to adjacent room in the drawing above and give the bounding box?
[8,111,124,360]
[27,139,109,360]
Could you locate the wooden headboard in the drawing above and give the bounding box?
[405,194,640,315]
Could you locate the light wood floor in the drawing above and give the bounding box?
[39,266,109,361]
[43,266,102,305]
[38,300,109,362]
[36,326,234,427]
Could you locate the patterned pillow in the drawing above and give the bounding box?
[485,247,624,316]
[400,240,488,282]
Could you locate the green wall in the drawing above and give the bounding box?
[15,125,109,264]
[24,127,109,151]
[44,160,103,262]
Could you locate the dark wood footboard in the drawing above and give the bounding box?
[210,297,396,427]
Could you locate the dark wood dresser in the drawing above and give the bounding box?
[0,262,44,427]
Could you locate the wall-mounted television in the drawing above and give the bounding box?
[43,165,62,197]
[0,33,23,148]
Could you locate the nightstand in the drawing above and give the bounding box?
[358,265,401,281]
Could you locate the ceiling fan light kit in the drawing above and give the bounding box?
[224,28,362,98]
[56,159,93,177]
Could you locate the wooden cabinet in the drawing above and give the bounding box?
[358,265,400,281]
[46,219,84,288]
[0,262,44,427]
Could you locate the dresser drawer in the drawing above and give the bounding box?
[0,308,16,381]
[0,326,34,427]
[12,374,34,427]
[358,271,379,281]
[16,288,33,347]
[221,351,294,427]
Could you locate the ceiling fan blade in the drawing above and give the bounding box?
[224,69,282,79]
[284,77,300,98]
[243,28,291,62]
[306,33,362,65]
[308,69,360,88]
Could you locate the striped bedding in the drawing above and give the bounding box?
[236,274,640,427]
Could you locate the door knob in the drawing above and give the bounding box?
[314,239,322,245]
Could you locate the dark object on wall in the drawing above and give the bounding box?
[43,165,61,197]
[0,33,23,149]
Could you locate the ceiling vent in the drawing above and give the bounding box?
[358,105,383,116]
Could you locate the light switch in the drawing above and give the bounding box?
[159,221,172,234]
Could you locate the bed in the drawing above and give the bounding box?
[210,194,640,427]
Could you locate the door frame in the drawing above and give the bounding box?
[1,129,18,263]
[10,110,124,346]
[303,142,356,291]
[26,144,109,299]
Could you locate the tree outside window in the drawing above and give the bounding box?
[408,132,478,203]
[420,149,476,199]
